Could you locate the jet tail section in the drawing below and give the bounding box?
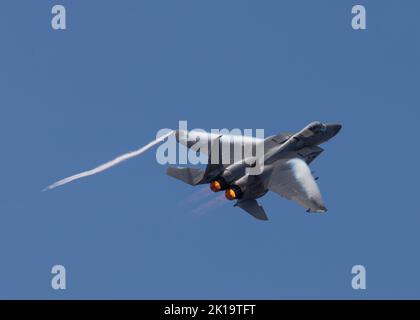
[203,135,225,178]
[167,136,226,186]
[166,167,207,186]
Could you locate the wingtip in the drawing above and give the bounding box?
[307,207,328,213]
[260,215,269,221]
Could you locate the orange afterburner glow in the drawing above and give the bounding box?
[210,180,222,192]
[225,188,237,200]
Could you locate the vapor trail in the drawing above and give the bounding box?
[44,130,174,191]
[177,186,212,207]
[191,194,227,215]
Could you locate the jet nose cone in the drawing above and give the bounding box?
[329,123,342,135]
[335,124,342,133]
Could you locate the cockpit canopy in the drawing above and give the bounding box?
[307,121,327,133]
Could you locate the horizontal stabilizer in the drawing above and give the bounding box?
[235,199,268,221]
[166,167,206,186]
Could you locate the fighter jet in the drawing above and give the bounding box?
[166,121,341,220]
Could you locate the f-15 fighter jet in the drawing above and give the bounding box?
[167,122,341,220]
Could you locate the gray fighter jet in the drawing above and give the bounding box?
[167,121,341,220]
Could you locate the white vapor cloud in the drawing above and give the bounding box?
[44,130,174,191]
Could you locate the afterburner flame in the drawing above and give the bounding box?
[225,188,237,200]
[210,180,222,192]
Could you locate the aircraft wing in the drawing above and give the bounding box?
[166,167,207,186]
[268,158,327,213]
[176,130,263,165]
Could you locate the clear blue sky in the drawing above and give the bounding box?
[0,0,419,299]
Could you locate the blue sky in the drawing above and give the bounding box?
[0,0,419,299]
